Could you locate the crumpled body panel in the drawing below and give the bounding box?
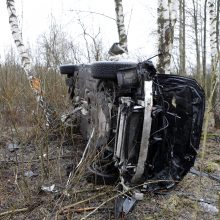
[60,62,205,191]
[144,74,205,190]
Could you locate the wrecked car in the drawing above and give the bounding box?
[60,59,205,191]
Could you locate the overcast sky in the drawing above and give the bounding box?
[0,0,158,62]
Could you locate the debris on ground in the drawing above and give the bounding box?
[199,201,218,214]
[7,142,20,152]
[41,184,57,193]
[24,170,38,178]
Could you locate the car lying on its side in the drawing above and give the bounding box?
[60,59,205,191]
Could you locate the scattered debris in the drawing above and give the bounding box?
[133,191,144,201]
[41,184,57,193]
[24,170,38,178]
[190,167,220,183]
[39,154,47,159]
[115,196,137,219]
[7,143,20,152]
[199,201,218,214]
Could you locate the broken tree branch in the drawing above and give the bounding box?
[62,207,97,214]
[58,191,109,214]
[71,186,107,195]
[0,207,28,217]
[0,155,75,164]
[81,192,120,220]
[69,9,116,21]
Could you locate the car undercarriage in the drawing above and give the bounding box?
[60,59,205,192]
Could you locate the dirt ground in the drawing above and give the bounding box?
[0,121,219,220]
[0,69,219,220]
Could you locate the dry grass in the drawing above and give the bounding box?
[0,65,219,220]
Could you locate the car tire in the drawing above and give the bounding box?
[91,61,137,79]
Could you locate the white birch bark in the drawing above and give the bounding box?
[208,0,220,128]
[201,1,220,173]
[157,0,178,74]
[179,0,186,76]
[6,0,57,126]
[114,0,128,52]
[203,0,208,89]
[192,0,202,81]
[215,0,220,128]
[208,0,218,63]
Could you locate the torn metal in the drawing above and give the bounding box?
[60,59,205,192]
[115,195,137,219]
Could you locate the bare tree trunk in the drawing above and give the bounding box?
[179,0,183,75]
[192,0,202,81]
[182,0,186,74]
[208,0,218,64]
[6,0,57,127]
[217,0,220,53]
[157,0,178,74]
[208,0,220,128]
[199,0,219,203]
[179,0,186,76]
[114,0,128,52]
[212,0,220,128]
[202,0,208,91]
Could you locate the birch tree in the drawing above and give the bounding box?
[192,0,202,81]
[208,1,218,64]
[208,0,220,128]
[6,0,57,126]
[114,0,128,52]
[200,0,219,181]
[157,0,178,74]
[179,0,186,75]
[215,0,220,128]
[202,0,208,89]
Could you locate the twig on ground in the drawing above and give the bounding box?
[0,155,75,164]
[81,192,120,220]
[71,186,107,195]
[81,180,179,220]
[176,192,214,204]
[62,207,97,214]
[58,191,109,214]
[0,207,28,217]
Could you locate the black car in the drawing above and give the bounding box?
[60,59,205,191]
